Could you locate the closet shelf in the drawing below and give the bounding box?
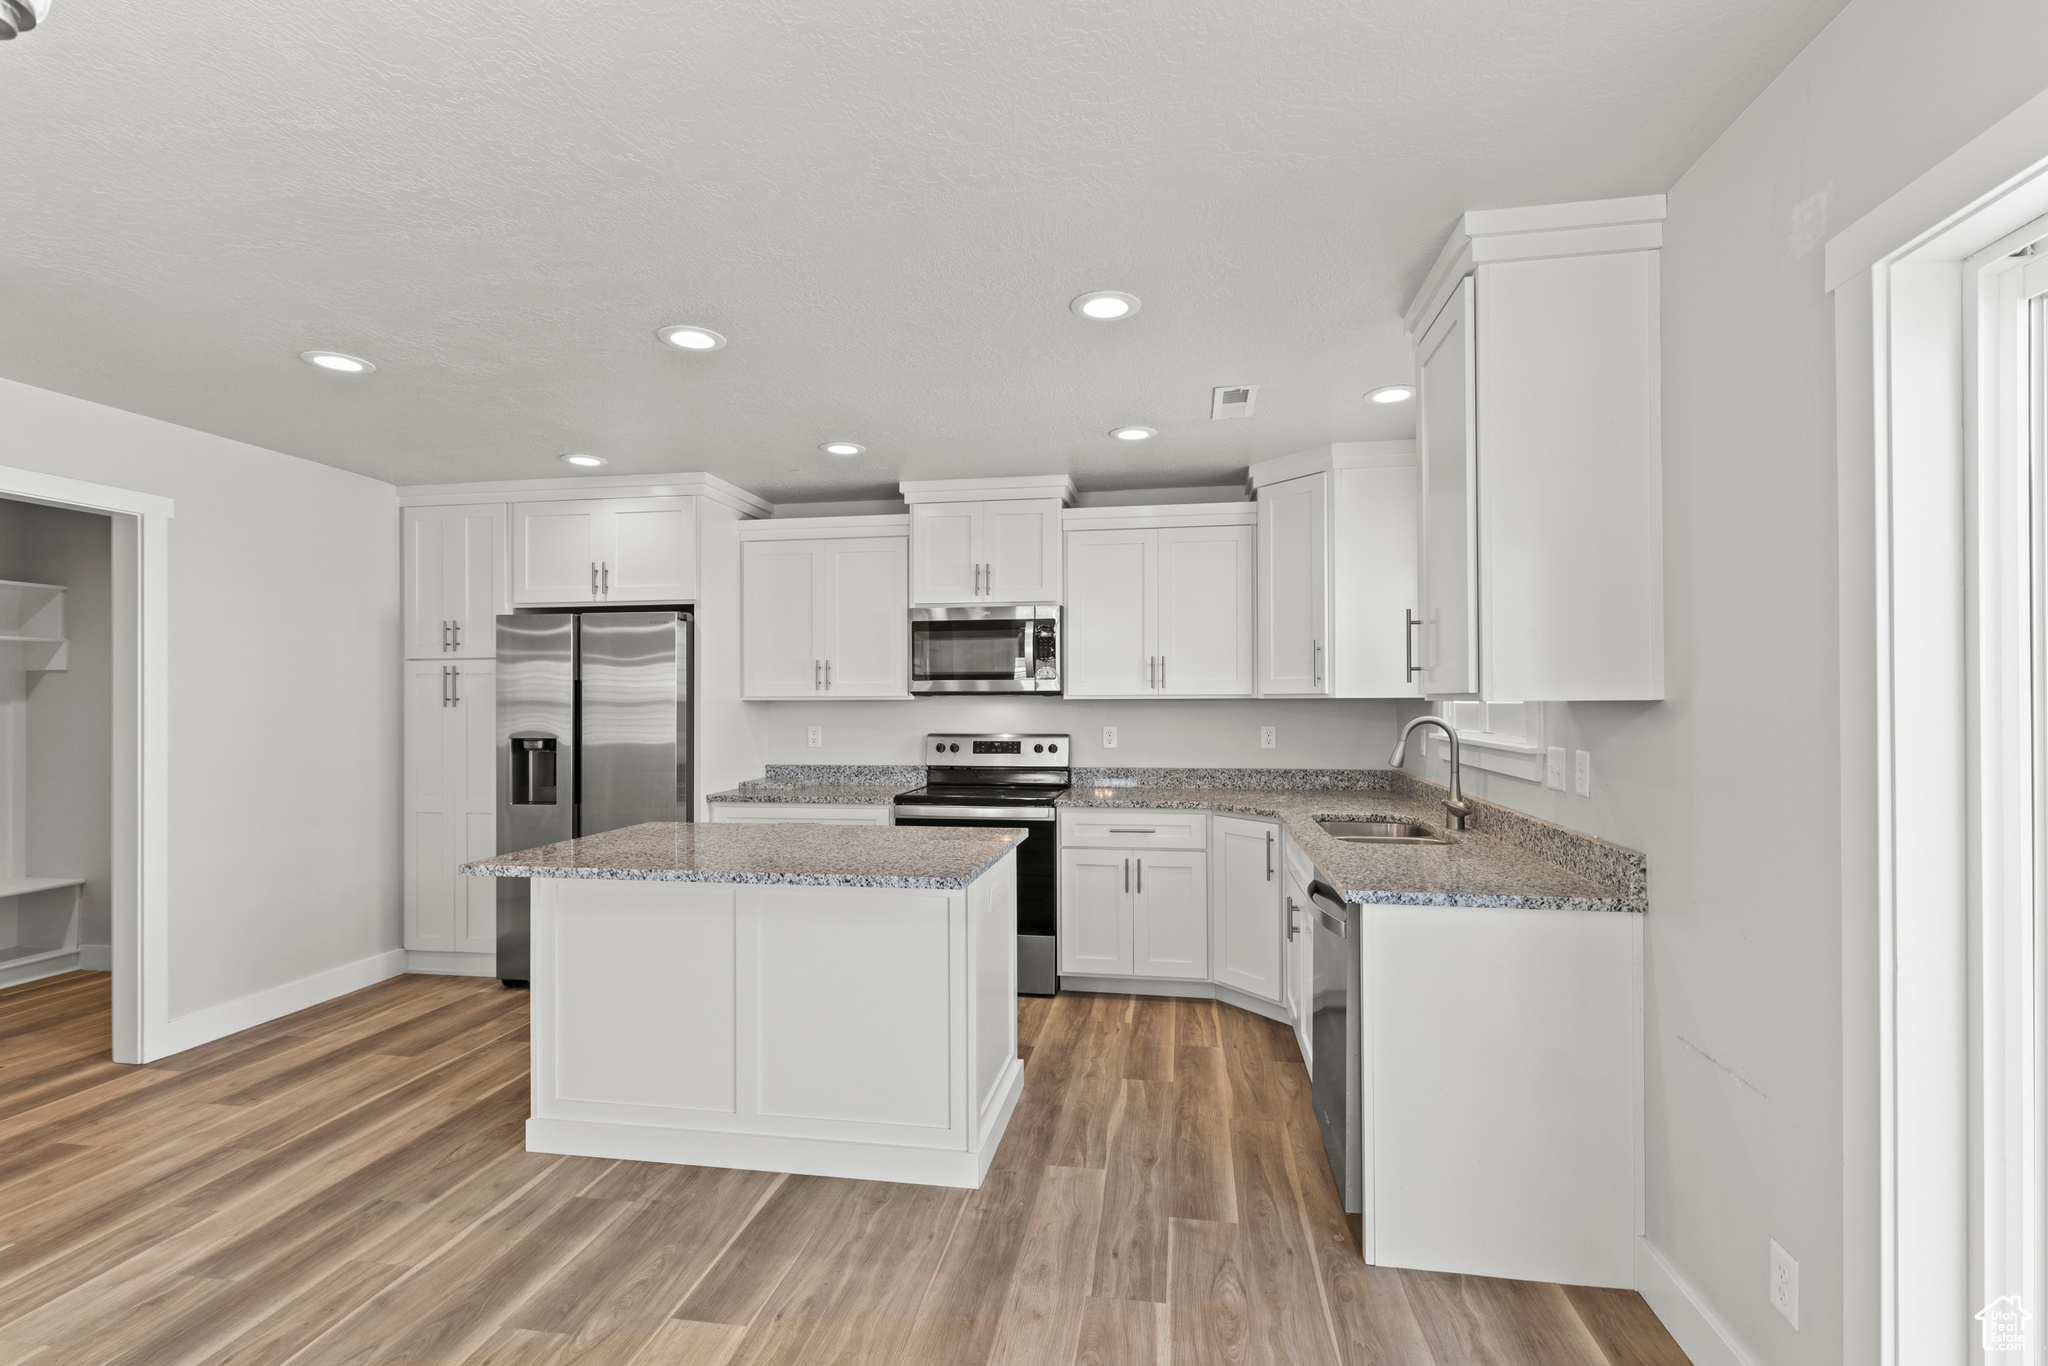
[0,876,86,898]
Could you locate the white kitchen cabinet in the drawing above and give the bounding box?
[1281,834,1315,1062]
[402,504,504,660]
[1212,815,1282,1003]
[1131,849,1208,979]
[1404,196,1666,702]
[740,523,909,700]
[707,803,891,826]
[1059,848,1133,976]
[404,659,497,955]
[511,496,698,605]
[1063,506,1254,699]
[909,499,1062,605]
[1249,448,1420,700]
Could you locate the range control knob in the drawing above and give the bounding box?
[1033,744,1044,753]
[1048,743,1059,753]
[949,743,960,752]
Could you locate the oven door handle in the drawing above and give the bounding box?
[895,804,1057,822]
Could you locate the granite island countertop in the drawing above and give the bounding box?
[464,820,1025,890]
[1060,783,1643,913]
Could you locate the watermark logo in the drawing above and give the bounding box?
[1978,1295,2032,1353]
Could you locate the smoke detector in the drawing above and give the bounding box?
[1211,385,1258,420]
[0,0,50,39]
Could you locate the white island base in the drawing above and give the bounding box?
[524,855,1024,1189]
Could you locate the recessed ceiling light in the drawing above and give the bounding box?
[1110,426,1156,441]
[1071,291,1141,321]
[820,442,866,457]
[301,350,373,373]
[656,325,727,351]
[1367,385,1415,404]
[560,453,607,468]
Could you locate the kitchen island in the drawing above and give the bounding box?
[464,820,1026,1188]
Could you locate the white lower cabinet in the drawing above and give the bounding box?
[1059,849,1134,975]
[404,660,497,955]
[707,803,891,826]
[1280,835,1315,1063]
[1212,815,1282,1003]
[1132,850,1208,978]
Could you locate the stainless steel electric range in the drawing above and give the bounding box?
[892,733,1069,996]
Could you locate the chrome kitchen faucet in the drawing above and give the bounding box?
[1390,716,1473,831]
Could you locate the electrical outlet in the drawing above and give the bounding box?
[1260,726,1277,750]
[807,726,823,749]
[1545,747,1567,791]
[1102,726,1118,750]
[1573,750,1592,797]
[1769,1239,1799,1329]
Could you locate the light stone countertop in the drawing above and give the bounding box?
[704,782,919,806]
[463,821,1025,889]
[1059,786,1643,913]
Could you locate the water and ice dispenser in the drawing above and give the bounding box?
[509,733,557,805]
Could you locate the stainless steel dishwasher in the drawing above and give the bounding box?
[1309,879,1362,1225]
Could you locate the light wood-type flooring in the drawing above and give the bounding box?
[0,970,1691,1365]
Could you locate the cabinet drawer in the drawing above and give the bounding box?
[707,804,891,826]
[1060,808,1206,849]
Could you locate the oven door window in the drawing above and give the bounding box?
[913,622,1025,680]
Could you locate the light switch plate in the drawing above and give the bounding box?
[807,726,823,748]
[1769,1239,1799,1328]
[1260,726,1277,750]
[1545,747,1567,791]
[1574,750,1592,797]
[1102,726,1118,750]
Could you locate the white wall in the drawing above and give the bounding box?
[0,377,402,1022]
[0,500,115,949]
[1401,5,2048,1362]
[746,695,1404,771]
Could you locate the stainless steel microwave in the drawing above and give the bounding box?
[909,605,1060,693]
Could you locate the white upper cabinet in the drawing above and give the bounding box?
[1405,195,1666,702]
[403,504,504,660]
[1249,447,1420,700]
[1063,506,1254,699]
[511,496,698,605]
[900,477,1075,605]
[741,518,909,700]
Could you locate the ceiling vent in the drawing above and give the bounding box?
[1211,385,1258,420]
[0,0,50,39]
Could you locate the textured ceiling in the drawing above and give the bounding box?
[0,0,1844,501]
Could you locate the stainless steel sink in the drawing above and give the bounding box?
[1314,818,1449,844]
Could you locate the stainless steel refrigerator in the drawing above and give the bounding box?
[495,610,692,986]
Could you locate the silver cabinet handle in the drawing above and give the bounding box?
[440,620,449,652]
[824,659,833,690]
[1266,829,1274,880]
[1108,828,1157,834]
[1313,639,1323,688]
[452,620,462,650]
[441,665,451,707]
[590,562,599,597]
[814,659,822,690]
[601,562,610,595]
[1404,609,1422,681]
[1147,656,1157,688]
[1136,857,1143,893]
[1160,655,1167,689]
[1286,897,1300,941]
[451,666,460,705]
[1124,857,1130,893]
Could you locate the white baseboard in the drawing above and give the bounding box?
[405,950,498,977]
[1057,974,1292,1026]
[1635,1236,1762,1366]
[78,944,111,971]
[150,947,407,1061]
[0,950,81,990]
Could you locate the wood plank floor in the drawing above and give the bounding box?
[0,971,1692,1365]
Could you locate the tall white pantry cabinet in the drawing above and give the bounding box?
[401,505,506,964]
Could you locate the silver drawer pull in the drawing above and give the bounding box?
[1108,828,1157,834]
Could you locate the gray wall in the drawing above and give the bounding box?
[0,499,114,949]
[1401,2,2048,1361]
[746,695,1405,771]
[1,376,402,1023]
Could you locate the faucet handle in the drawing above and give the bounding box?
[1442,796,1473,831]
